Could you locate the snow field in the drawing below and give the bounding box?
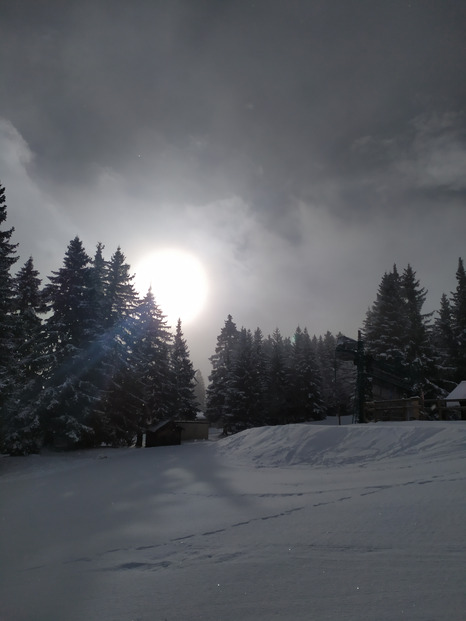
[1,421,465,620]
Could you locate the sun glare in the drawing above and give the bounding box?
[134,248,209,325]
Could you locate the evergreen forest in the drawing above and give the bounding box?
[1,182,465,454]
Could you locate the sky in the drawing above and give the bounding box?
[1,0,465,377]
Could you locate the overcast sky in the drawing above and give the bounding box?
[1,0,465,377]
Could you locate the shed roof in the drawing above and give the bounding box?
[446,381,466,402]
[147,420,180,433]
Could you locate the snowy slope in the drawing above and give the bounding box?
[217,420,466,467]
[1,422,465,621]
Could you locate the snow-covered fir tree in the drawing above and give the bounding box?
[363,264,434,395]
[225,327,267,430]
[91,246,140,443]
[88,242,108,331]
[101,289,174,446]
[206,315,239,426]
[103,246,138,328]
[171,318,198,421]
[4,257,47,454]
[287,327,323,422]
[451,257,466,383]
[316,331,337,417]
[0,183,19,451]
[363,265,409,367]
[400,264,435,394]
[263,328,290,425]
[432,293,456,391]
[250,327,268,424]
[133,290,174,424]
[40,237,101,448]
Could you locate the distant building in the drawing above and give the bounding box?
[144,419,209,447]
[145,421,183,447]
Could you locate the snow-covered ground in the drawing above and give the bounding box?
[1,421,465,621]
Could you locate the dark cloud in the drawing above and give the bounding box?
[1,0,465,374]
[3,1,465,193]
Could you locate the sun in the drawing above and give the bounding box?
[134,248,209,325]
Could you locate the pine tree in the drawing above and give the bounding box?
[432,293,456,390]
[134,290,174,424]
[364,265,409,368]
[250,327,267,425]
[364,264,435,396]
[226,327,267,430]
[288,327,323,422]
[223,327,252,429]
[316,331,337,417]
[206,315,239,427]
[400,264,435,393]
[264,328,289,424]
[88,242,108,332]
[101,289,174,445]
[171,319,198,420]
[4,258,46,454]
[103,246,138,328]
[40,237,100,448]
[93,246,139,443]
[77,243,113,442]
[451,257,466,383]
[0,183,19,450]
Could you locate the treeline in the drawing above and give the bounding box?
[1,179,465,452]
[363,262,466,395]
[205,317,355,432]
[205,264,466,432]
[0,183,199,455]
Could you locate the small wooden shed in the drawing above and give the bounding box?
[145,421,183,447]
[178,420,209,442]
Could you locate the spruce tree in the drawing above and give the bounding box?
[103,246,138,328]
[288,327,323,421]
[134,290,174,424]
[40,237,99,448]
[400,264,434,394]
[264,328,289,424]
[226,327,267,430]
[451,257,466,383]
[4,258,46,454]
[101,289,174,445]
[94,246,139,443]
[0,183,19,450]
[88,242,108,332]
[250,327,267,425]
[206,315,239,427]
[171,318,198,421]
[432,293,456,390]
[364,263,435,396]
[363,265,409,368]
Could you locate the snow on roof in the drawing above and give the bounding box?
[446,380,466,402]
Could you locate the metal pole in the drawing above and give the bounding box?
[355,330,366,424]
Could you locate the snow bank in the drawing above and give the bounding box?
[1,421,465,621]
[217,421,466,468]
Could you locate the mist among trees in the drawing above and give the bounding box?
[0,181,465,454]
